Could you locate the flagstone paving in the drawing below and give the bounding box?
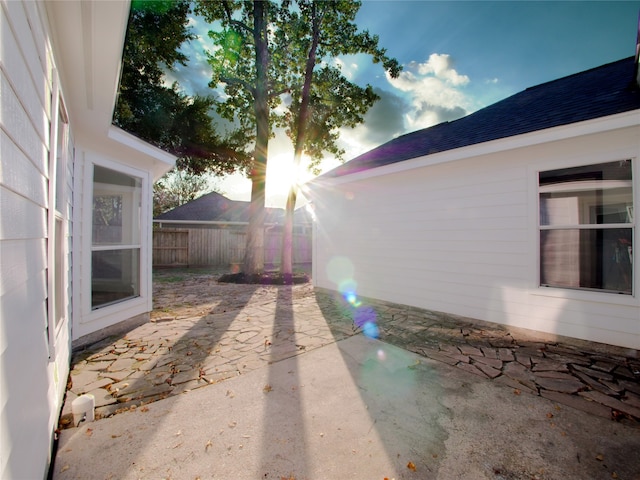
[60,268,640,429]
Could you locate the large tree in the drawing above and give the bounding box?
[197,0,288,275]
[198,0,399,277]
[275,0,401,277]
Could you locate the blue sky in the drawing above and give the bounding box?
[167,1,640,206]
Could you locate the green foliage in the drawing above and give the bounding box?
[114,0,249,176]
[274,0,400,170]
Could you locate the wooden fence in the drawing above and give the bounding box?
[153,227,312,268]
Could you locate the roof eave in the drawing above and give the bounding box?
[44,0,176,177]
[307,109,640,189]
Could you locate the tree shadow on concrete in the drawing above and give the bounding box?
[258,284,310,479]
[64,279,262,422]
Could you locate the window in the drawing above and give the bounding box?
[539,160,633,294]
[47,88,72,357]
[91,166,142,309]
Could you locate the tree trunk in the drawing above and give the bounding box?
[243,0,269,275]
[280,2,320,277]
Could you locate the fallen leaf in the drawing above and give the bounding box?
[611,473,618,479]
[60,465,70,473]
[205,440,213,452]
[546,413,554,419]
[85,428,93,437]
[263,384,273,393]
[596,454,604,461]
[513,389,521,395]
[407,461,417,471]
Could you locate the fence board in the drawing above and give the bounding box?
[152,227,311,267]
[153,229,189,266]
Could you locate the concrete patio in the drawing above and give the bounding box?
[52,269,640,479]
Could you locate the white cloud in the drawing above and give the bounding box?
[333,58,359,80]
[386,53,473,130]
[414,53,470,86]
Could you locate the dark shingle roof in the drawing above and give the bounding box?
[322,57,639,179]
[155,191,312,224]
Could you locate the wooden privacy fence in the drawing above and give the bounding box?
[153,227,312,268]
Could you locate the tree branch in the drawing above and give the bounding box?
[222,0,252,34]
[220,76,256,97]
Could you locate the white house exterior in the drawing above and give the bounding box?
[308,57,640,351]
[0,1,174,478]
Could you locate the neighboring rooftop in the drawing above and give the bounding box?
[322,56,640,178]
[155,191,311,225]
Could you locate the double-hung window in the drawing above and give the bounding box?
[539,160,633,294]
[91,166,143,309]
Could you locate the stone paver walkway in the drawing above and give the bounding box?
[60,269,640,429]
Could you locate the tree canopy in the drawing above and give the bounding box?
[114,0,248,176]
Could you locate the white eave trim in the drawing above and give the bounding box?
[310,109,640,188]
[108,126,176,175]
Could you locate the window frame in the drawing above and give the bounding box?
[47,77,72,359]
[80,159,151,324]
[91,167,143,310]
[537,159,635,296]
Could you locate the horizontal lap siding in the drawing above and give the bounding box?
[316,156,530,320]
[328,158,530,311]
[313,130,640,348]
[1,2,71,478]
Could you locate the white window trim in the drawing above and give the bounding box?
[527,154,638,305]
[80,159,152,326]
[47,73,71,359]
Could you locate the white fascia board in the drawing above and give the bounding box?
[309,109,640,190]
[45,0,130,139]
[108,126,176,180]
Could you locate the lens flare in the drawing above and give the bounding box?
[363,321,380,339]
[325,256,379,338]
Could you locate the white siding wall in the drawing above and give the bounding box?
[313,126,640,350]
[1,2,72,478]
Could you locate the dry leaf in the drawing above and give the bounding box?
[546,413,554,418]
[140,406,149,412]
[263,384,273,393]
[85,428,93,437]
[60,465,70,473]
[611,472,618,479]
[513,389,521,395]
[595,454,604,461]
[205,440,213,452]
[407,461,417,471]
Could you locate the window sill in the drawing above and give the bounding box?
[531,285,638,306]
